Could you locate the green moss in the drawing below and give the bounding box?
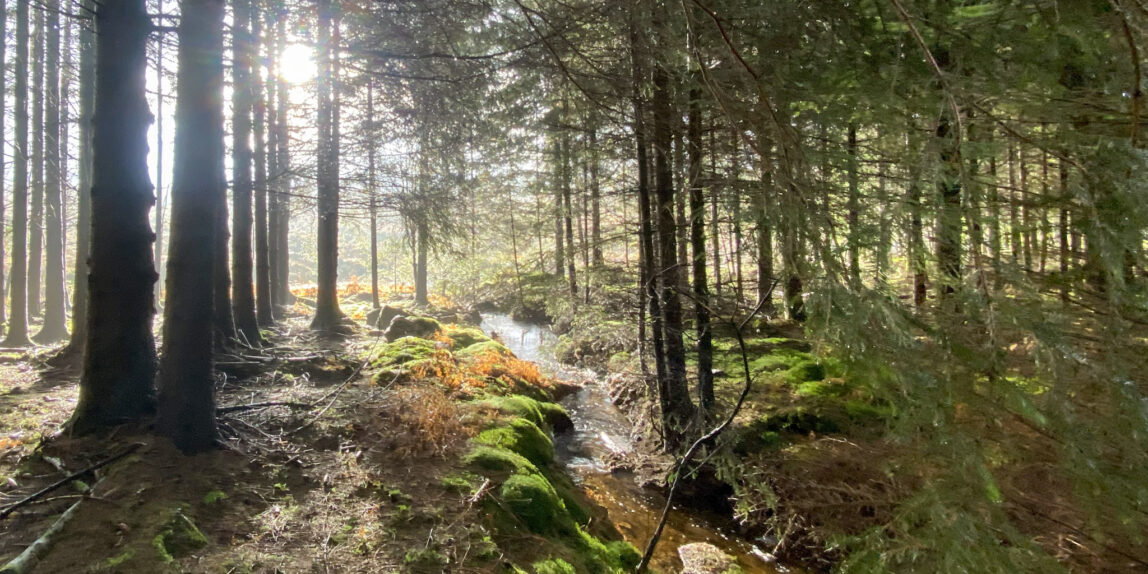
[444,326,491,349]
[844,400,892,425]
[105,550,135,568]
[755,407,840,435]
[374,337,438,368]
[533,558,577,574]
[441,473,480,494]
[794,379,851,398]
[784,359,826,385]
[384,315,443,341]
[153,508,208,563]
[457,340,513,358]
[464,445,540,475]
[474,418,554,468]
[500,473,569,534]
[203,489,227,505]
[475,395,570,432]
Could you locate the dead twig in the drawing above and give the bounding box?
[0,443,141,520]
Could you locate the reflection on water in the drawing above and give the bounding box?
[480,313,786,574]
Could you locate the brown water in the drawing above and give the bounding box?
[480,313,787,574]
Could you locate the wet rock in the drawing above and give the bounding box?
[678,543,737,574]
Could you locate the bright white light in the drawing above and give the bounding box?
[280,44,317,85]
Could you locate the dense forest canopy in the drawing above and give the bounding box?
[0,0,1145,572]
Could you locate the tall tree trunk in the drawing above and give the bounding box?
[252,6,272,326]
[36,0,66,342]
[230,0,261,345]
[154,0,165,307]
[69,0,157,434]
[28,6,43,319]
[936,113,963,303]
[590,128,602,266]
[366,81,379,310]
[0,2,8,332]
[755,132,774,307]
[1059,160,1070,302]
[414,218,429,306]
[68,0,94,350]
[731,126,743,301]
[553,134,565,276]
[875,153,892,287]
[3,0,32,347]
[310,0,345,330]
[674,119,688,289]
[988,129,1002,289]
[688,74,713,413]
[630,3,663,392]
[653,8,693,444]
[846,123,861,288]
[1008,140,1021,265]
[157,0,225,453]
[709,120,721,297]
[273,8,291,306]
[562,130,577,296]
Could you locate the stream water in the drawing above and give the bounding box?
[480,313,787,574]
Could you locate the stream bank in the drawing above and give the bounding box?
[480,313,787,574]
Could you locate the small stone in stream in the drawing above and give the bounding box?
[678,543,738,574]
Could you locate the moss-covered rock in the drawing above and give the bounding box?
[443,325,491,349]
[457,340,513,359]
[474,419,554,468]
[500,473,568,534]
[474,395,573,434]
[383,315,443,341]
[463,445,541,476]
[533,558,577,574]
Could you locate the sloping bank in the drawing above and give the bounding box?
[373,311,642,573]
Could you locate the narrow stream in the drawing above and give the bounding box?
[480,313,787,574]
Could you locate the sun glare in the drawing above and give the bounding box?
[280,44,317,85]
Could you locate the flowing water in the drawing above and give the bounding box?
[480,313,788,574]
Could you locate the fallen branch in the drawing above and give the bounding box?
[0,443,141,520]
[0,499,82,574]
[217,401,313,414]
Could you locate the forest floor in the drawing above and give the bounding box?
[0,301,639,574]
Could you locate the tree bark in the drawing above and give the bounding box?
[35,0,66,343]
[367,80,379,310]
[0,2,8,332]
[846,123,861,288]
[688,74,713,413]
[272,8,291,306]
[310,0,345,330]
[252,5,273,326]
[653,6,694,444]
[157,0,226,453]
[68,0,157,434]
[562,129,577,296]
[67,4,93,350]
[590,128,602,266]
[3,0,32,348]
[230,0,261,345]
[154,0,166,308]
[936,113,963,303]
[28,5,43,319]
